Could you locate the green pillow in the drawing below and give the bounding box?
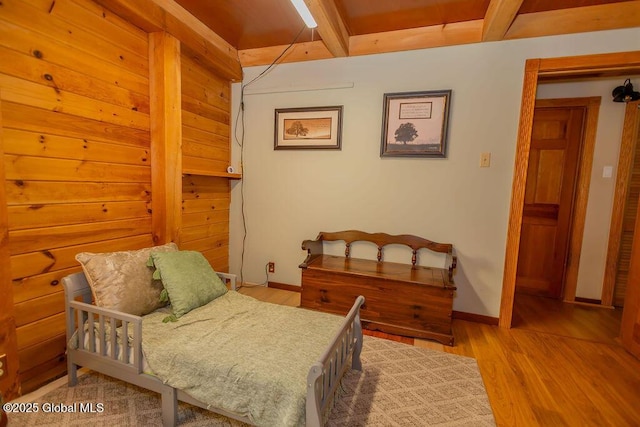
[148,251,227,321]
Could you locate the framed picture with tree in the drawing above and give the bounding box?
[274,106,343,150]
[380,90,452,158]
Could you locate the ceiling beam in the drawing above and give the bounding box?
[349,20,483,57]
[239,41,333,67]
[95,0,242,81]
[482,0,524,41]
[304,0,350,57]
[505,2,640,40]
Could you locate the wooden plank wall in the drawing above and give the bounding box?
[0,0,153,395]
[180,54,231,272]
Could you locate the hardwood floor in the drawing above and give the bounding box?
[241,286,640,427]
[513,293,623,345]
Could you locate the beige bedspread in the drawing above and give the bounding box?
[141,291,345,426]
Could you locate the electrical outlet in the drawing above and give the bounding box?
[0,353,7,379]
[268,262,275,273]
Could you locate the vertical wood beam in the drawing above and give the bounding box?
[150,32,182,246]
[499,59,539,328]
[482,0,524,41]
[0,94,20,400]
[304,0,350,57]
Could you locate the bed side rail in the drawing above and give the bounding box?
[306,295,365,427]
[216,272,237,291]
[69,300,144,372]
[63,272,144,375]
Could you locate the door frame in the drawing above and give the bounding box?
[499,51,640,328]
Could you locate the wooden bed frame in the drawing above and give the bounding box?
[63,271,364,427]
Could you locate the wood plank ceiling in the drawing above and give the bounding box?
[171,0,640,67]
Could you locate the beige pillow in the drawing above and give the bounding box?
[75,242,178,316]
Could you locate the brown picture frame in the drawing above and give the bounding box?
[380,90,452,158]
[274,106,343,150]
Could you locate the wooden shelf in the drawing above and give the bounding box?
[182,169,242,179]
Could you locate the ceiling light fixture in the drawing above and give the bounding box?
[612,79,640,103]
[290,0,317,28]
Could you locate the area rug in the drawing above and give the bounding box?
[7,336,495,426]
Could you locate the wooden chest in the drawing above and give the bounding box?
[300,255,456,345]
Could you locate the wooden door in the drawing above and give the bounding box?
[622,189,640,359]
[515,103,585,298]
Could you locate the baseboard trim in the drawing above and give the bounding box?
[267,281,301,293]
[453,310,499,326]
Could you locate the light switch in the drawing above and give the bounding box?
[603,166,613,178]
[480,152,491,168]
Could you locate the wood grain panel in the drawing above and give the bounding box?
[4,155,150,183]
[180,224,229,244]
[0,74,150,131]
[182,109,229,138]
[0,20,149,95]
[181,55,231,111]
[19,350,67,394]
[182,156,228,176]
[16,313,65,350]
[182,210,230,228]
[14,291,65,327]
[182,140,230,161]
[5,181,151,205]
[8,218,152,255]
[182,174,230,196]
[182,198,230,214]
[0,46,150,114]
[182,126,229,149]
[180,234,228,252]
[182,94,229,125]
[8,201,151,230]
[1,0,149,77]
[12,267,81,303]
[2,102,150,147]
[26,0,148,57]
[2,129,150,165]
[17,334,66,375]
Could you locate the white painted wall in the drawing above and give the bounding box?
[229,28,640,317]
[537,78,638,300]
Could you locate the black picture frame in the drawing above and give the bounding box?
[380,90,452,158]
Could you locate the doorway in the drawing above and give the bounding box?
[499,51,640,330]
[515,99,594,300]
